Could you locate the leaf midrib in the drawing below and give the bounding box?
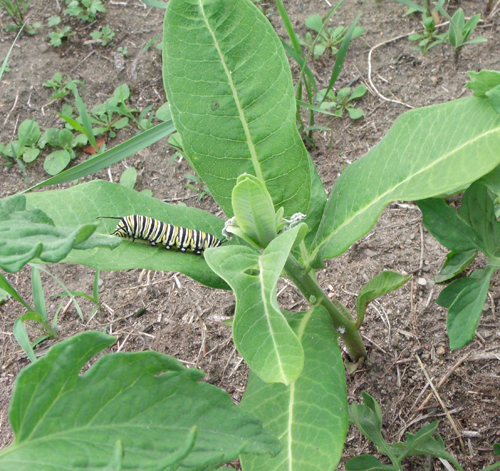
[258,257,286,382]
[198,0,264,183]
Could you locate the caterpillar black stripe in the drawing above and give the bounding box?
[98,215,224,255]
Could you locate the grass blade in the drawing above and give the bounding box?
[13,318,37,363]
[23,120,175,192]
[275,0,302,56]
[0,24,24,81]
[320,12,362,106]
[30,265,47,321]
[140,0,168,7]
[0,273,33,311]
[280,39,317,93]
[297,99,341,117]
[31,264,85,321]
[67,79,97,150]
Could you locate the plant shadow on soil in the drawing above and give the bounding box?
[0,0,499,469]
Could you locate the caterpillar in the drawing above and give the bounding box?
[98,215,224,255]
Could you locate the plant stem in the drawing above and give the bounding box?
[284,254,366,361]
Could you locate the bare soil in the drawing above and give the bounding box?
[1,0,500,469]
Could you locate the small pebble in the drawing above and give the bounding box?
[417,277,427,286]
[436,346,446,355]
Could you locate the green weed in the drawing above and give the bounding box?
[63,0,105,22]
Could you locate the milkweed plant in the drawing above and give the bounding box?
[1,0,500,470]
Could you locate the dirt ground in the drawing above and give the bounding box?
[1,0,500,469]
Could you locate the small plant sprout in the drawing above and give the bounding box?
[63,0,105,22]
[0,0,30,27]
[0,116,88,176]
[90,25,115,46]
[185,173,210,200]
[317,84,367,119]
[117,46,128,56]
[0,119,40,171]
[348,392,466,471]
[395,0,447,55]
[408,13,447,55]
[433,4,487,64]
[47,16,74,47]
[301,13,365,59]
[38,128,88,175]
[44,73,84,100]
[142,34,161,53]
[89,84,133,137]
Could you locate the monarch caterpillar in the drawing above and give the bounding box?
[98,215,224,255]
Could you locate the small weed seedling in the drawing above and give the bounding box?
[59,83,157,146]
[185,173,210,200]
[0,116,88,175]
[395,0,447,55]
[142,34,161,53]
[275,0,364,142]
[117,46,128,57]
[64,0,105,22]
[0,266,59,363]
[48,16,74,47]
[431,3,487,64]
[0,119,40,172]
[301,13,364,59]
[348,392,464,470]
[38,127,88,175]
[0,265,101,362]
[407,18,447,55]
[89,84,156,134]
[0,0,41,34]
[317,84,367,120]
[89,84,135,137]
[90,25,115,46]
[44,73,84,100]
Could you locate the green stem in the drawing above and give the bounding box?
[284,254,366,361]
[482,462,500,471]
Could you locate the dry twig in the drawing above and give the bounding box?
[3,91,19,126]
[367,23,450,109]
[417,351,472,411]
[415,354,465,452]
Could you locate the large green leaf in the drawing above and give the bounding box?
[163,0,311,218]
[239,306,347,471]
[0,331,280,470]
[309,97,500,267]
[205,226,305,385]
[24,180,229,289]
